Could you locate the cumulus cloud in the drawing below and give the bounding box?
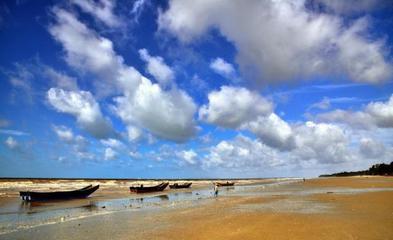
[199,86,273,128]
[49,8,198,142]
[5,136,18,149]
[100,138,124,149]
[114,77,197,142]
[126,126,143,142]
[177,150,197,165]
[198,84,356,163]
[203,135,283,169]
[52,125,91,159]
[47,88,115,139]
[52,125,74,142]
[159,0,392,84]
[139,48,174,87]
[243,113,295,151]
[317,110,373,129]
[49,8,131,97]
[210,57,237,80]
[71,0,120,27]
[291,121,352,164]
[318,95,393,129]
[365,95,393,128]
[203,119,357,172]
[359,137,386,159]
[243,115,352,164]
[104,147,117,160]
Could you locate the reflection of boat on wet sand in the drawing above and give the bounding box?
[19,185,100,202]
[169,182,192,189]
[130,182,169,193]
[215,182,235,187]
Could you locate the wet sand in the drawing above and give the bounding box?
[1,177,393,239]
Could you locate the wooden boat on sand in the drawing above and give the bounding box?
[215,181,235,187]
[169,182,192,189]
[130,182,169,193]
[20,185,100,201]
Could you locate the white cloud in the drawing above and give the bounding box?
[0,129,29,136]
[313,0,384,14]
[291,121,352,164]
[104,147,117,160]
[209,57,237,80]
[318,95,393,129]
[203,135,283,169]
[177,150,197,165]
[43,67,79,91]
[139,48,174,87]
[114,77,197,142]
[71,0,120,27]
[100,138,124,149]
[317,109,373,129]
[52,125,74,142]
[52,125,92,161]
[309,97,331,110]
[49,8,130,97]
[190,74,208,92]
[359,137,386,159]
[130,0,149,23]
[159,0,392,84]
[5,136,18,149]
[199,86,273,128]
[243,113,295,151]
[336,18,392,83]
[126,126,143,142]
[47,88,115,139]
[6,63,34,102]
[49,8,198,143]
[365,95,393,128]
[202,119,360,173]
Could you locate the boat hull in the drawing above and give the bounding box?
[19,185,100,201]
[215,182,235,187]
[130,182,169,193]
[169,182,192,189]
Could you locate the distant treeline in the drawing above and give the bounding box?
[320,161,393,177]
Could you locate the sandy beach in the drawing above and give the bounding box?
[1,177,392,240]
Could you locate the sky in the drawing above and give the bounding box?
[0,0,393,178]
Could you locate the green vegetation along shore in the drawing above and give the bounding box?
[320,161,393,177]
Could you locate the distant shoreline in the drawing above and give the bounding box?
[0,177,299,181]
[319,161,393,177]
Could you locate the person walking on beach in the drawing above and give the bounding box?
[214,184,219,197]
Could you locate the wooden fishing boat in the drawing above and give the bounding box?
[19,185,99,202]
[169,182,192,189]
[215,181,235,187]
[130,182,169,193]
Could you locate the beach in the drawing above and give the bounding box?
[0,177,392,239]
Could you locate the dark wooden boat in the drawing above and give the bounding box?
[215,182,235,187]
[19,185,99,201]
[129,182,169,193]
[169,182,192,189]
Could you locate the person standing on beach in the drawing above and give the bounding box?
[214,184,218,197]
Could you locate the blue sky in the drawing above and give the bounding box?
[1,0,393,178]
